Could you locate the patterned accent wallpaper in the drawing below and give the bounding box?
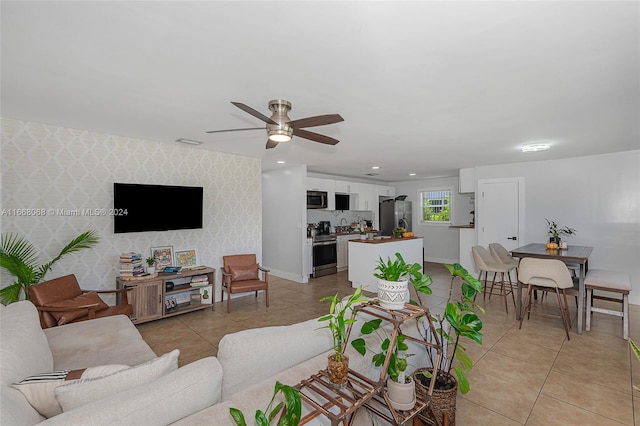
[0,118,262,299]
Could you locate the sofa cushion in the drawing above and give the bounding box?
[228,263,259,281]
[11,365,128,418]
[40,357,223,426]
[55,349,179,412]
[44,314,156,370]
[0,301,56,425]
[218,317,333,398]
[45,291,109,325]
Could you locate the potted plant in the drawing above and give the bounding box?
[374,252,432,310]
[411,263,483,426]
[145,256,156,274]
[318,286,367,389]
[351,319,416,410]
[0,230,100,304]
[229,381,301,426]
[545,218,577,245]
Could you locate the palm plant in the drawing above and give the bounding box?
[0,230,99,304]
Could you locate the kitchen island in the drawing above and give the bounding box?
[348,237,424,293]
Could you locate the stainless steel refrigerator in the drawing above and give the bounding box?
[379,199,412,236]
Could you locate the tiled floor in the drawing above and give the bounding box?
[137,262,639,425]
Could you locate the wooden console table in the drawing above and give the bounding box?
[116,267,215,324]
[295,301,443,426]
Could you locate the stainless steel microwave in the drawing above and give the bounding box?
[307,190,328,209]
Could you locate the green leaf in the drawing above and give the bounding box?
[229,408,246,426]
[360,319,382,335]
[453,366,470,394]
[351,338,367,356]
[454,347,473,371]
[255,410,269,426]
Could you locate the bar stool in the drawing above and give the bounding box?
[472,245,516,314]
[585,269,631,340]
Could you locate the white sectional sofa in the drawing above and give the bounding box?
[1,300,434,425]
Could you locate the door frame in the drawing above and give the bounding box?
[477,177,525,248]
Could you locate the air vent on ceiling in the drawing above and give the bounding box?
[364,173,379,176]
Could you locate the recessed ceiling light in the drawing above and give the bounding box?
[409,173,416,176]
[175,138,203,146]
[521,143,551,153]
[277,160,285,164]
[372,166,380,170]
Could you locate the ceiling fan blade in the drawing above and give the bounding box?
[266,139,278,149]
[231,102,278,125]
[293,128,339,145]
[288,114,344,129]
[206,127,264,134]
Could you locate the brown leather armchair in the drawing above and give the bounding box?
[221,254,269,313]
[28,274,133,328]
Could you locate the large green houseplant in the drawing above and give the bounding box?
[0,230,99,304]
[318,286,367,389]
[374,252,432,310]
[411,263,483,425]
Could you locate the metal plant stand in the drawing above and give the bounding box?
[295,301,443,426]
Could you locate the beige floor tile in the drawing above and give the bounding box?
[491,331,559,368]
[463,351,550,423]
[541,369,634,425]
[527,394,625,426]
[134,261,636,425]
[455,396,521,425]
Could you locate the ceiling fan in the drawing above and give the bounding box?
[207,99,344,149]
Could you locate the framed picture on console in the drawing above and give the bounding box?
[175,249,198,269]
[150,246,174,269]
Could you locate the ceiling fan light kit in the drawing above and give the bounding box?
[207,99,344,149]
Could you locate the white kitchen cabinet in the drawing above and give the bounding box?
[334,180,351,194]
[350,182,372,210]
[459,168,475,193]
[337,234,361,271]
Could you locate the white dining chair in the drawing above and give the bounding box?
[517,257,575,340]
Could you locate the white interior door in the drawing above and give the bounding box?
[477,178,524,251]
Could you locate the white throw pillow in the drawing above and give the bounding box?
[11,364,129,418]
[55,349,179,412]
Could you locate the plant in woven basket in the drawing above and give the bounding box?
[411,263,483,394]
[0,230,99,304]
[229,381,301,426]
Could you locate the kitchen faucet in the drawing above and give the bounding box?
[340,218,348,226]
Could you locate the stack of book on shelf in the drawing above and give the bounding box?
[190,274,209,287]
[119,252,145,277]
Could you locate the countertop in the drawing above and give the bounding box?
[350,236,421,244]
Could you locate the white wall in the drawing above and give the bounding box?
[474,150,640,305]
[262,165,308,282]
[394,176,473,264]
[0,119,263,300]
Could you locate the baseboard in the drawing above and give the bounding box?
[423,256,458,265]
[266,268,309,284]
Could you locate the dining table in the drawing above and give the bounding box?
[510,243,594,334]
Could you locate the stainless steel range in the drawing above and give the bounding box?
[312,234,337,278]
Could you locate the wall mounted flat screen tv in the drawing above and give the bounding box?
[114,183,203,233]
